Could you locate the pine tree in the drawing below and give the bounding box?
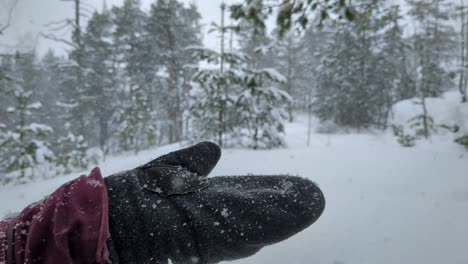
[274,31,303,122]
[282,27,332,145]
[0,57,9,81]
[0,52,53,183]
[374,4,416,128]
[234,4,291,149]
[189,48,245,147]
[407,0,457,97]
[146,0,203,143]
[314,1,400,129]
[36,51,67,135]
[236,66,290,149]
[189,1,290,149]
[190,45,290,149]
[406,0,457,138]
[274,25,333,137]
[315,26,372,128]
[36,51,91,172]
[379,5,416,102]
[111,0,156,153]
[81,10,116,153]
[0,54,13,127]
[46,132,90,174]
[458,0,468,103]
[0,55,13,180]
[67,0,89,143]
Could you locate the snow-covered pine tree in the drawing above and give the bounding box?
[0,56,9,82]
[65,0,90,144]
[189,47,246,147]
[289,27,331,112]
[406,0,457,138]
[314,0,395,129]
[280,27,333,145]
[188,2,245,147]
[457,0,468,103]
[36,51,68,136]
[406,0,456,97]
[46,132,90,174]
[113,92,155,153]
[0,54,13,125]
[0,69,6,82]
[35,51,92,172]
[145,0,203,143]
[371,4,417,129]
[40,0,93,164]
[236,66,290,149]
[111,0,156,153]
[314,24,375,128]
[235,3,291,149]
[0,54,12,180]
[379,5,416,103]
[81,10,116,154]
[274,30,304,122]
[0,52,53,183]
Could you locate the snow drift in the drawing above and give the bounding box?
[389,90,468,138]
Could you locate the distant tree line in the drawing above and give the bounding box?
[0,0,290,183]
[0,0,466,183]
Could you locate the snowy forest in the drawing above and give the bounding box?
[0,0,467,184]
[1,1,468,263]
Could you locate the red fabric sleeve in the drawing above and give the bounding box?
[0,168,111,264]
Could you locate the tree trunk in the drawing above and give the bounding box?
[460,0,466,102]
[218,3,226,147]
[18,94,26,179]
[169,64,181,143]
[285,35,294,122]
[306,87,312,147]
[99,117,109,155]
[420,50,430,139]
[421,95,430,139]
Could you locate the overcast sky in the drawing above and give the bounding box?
[0,0,456,56]
[0,0,241,55]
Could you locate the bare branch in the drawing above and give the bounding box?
[79,13,90,19]
[80,4,96,12]
[0,0,19,35]
[40,32,77,48]
[80,0,97,10]
[44,19,72,28]
[45,20,74,32]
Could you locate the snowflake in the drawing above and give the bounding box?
[221,208,231,218]
[87,179,102,188]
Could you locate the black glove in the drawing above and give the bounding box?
[104,142,325,264]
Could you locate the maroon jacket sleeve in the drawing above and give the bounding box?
[0,168,111,264]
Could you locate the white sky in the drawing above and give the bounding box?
[0,0,241,55]
[0,0,459,56]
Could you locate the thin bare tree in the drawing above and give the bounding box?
[460,0,468,103]
[0,0,19,35]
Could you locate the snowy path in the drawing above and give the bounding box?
[1,118,468,264]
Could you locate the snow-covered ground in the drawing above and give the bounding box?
[1,115,468,264]
[391,90,468,138]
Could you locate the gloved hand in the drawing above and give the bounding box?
[104,142,325,264]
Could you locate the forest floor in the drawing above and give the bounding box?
[1,115,468,264]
